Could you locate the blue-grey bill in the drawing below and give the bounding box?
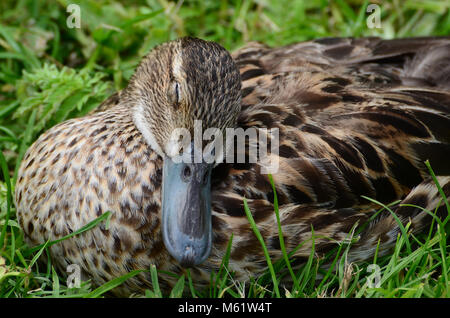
[161,157,212,267]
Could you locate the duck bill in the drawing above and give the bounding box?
[161,157,213,267]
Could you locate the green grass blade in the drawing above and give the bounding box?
[425,160,450,220]
[362,195,412,254]
[120,9,164,28]
[52,266,60,297]
[0,151,12,249]
[28,240,50,269]
[169,275,185,298]
[13,108,36,185]
[0,101,20,118]
[214,233,234,298]
[149,264,162,298]
[85,269,147,298]
[186,269,197,298]
[25,211,112,256]
[243,197,280,297]
[297,226,316,294]
[267,174,299,292]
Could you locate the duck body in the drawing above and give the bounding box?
[15,37,450,296]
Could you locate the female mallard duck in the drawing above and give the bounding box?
[15,37,450,296]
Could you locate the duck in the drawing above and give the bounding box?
[15,36,450,296]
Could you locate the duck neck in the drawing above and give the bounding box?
[131,100,165,158]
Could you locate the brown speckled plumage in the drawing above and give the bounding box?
[15,37,450,296]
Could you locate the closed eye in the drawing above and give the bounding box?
[174,82,180,104]
[168,81,181,106]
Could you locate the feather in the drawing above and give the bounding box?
[15,37,450,295]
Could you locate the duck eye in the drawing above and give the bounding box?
[168,82,181,105]
[174,82,180,103]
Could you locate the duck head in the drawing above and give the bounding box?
[126,37,242,266]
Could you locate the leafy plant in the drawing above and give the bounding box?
[14,63,113,134]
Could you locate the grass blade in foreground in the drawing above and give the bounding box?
[25,211,112,256]
[169,275,185,298]
[243,197,280,298]
[0,151,12,249]
[85,269,147,298]
[268,174,299,292]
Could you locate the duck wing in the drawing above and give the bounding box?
[209,37,450,265]
[229,37,450,199]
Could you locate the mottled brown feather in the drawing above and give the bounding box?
[15,37,450,296]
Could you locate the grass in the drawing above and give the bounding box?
[0,0,449,298]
